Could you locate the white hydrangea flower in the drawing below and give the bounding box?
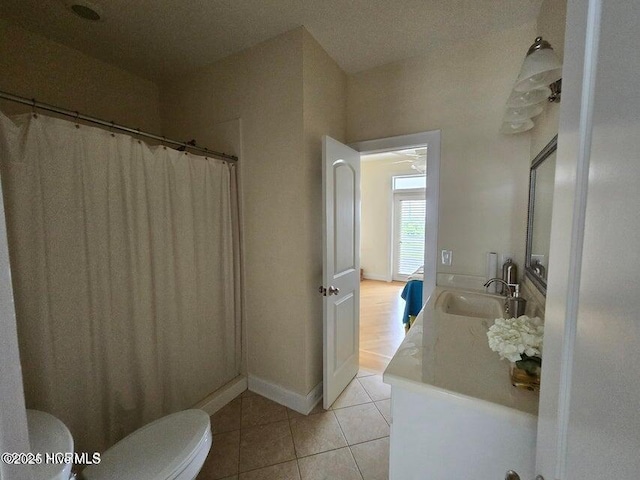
[487,315,544,362]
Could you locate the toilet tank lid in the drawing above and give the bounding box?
[82,409,211,480]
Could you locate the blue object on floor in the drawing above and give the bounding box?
[401,279,424,325]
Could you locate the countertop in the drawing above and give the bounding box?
[383,286,539,417]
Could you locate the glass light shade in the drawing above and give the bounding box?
[514,48,562,92]
[504,103,544,122]
[500,119,534,135]
[507,87,551,107]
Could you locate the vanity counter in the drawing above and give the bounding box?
[383,286,538,480]
[384,286,539,416]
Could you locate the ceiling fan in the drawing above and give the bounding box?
[391,147,427,173]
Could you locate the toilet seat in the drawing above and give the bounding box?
[82,409,211,480]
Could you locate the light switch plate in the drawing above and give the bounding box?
[441,249,452,266]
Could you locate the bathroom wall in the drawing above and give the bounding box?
[347,22,536,279]
[360,158,415,281]
[301,30,347,393]
[522,0,567,316]
[161,28,347,398]
[530,0,567,158]
[0,20,162,132]
[0,18,347,404]
[0,12,561,406]
[161,28,306,396]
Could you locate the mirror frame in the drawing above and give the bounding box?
[525,135,558,296]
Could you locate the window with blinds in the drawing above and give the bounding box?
[393,194,426,280]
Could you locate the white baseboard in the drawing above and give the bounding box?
[194,375,247,415]
[248,375,322,415]
[362,273,391,282]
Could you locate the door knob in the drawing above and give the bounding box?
[318,286,340,296]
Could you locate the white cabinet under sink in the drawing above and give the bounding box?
[383,287,538,480]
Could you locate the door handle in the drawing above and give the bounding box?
[318,286,340,296]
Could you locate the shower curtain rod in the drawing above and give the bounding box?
[0,90,238,162]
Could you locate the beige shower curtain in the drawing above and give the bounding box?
[0,111,241,454]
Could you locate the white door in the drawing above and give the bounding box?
[322,136,360,409]
[532,1,640,479]
[392,193,426,281]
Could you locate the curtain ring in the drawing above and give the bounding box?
[31,99,38,119]
[74,111,80,128]
[162,136,167,150]
[110,121,115,137]
[136,128,141,144]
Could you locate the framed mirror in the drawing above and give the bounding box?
[525,135,557,295]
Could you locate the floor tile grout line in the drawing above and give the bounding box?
[237,418,293,475]
[331,403,387,459]
[212,389,390,478]
[359,377,393,405]
[295,444,364,480]
[347,444,366,480]
[285,406,303,479]
[295,458,302,480]
[330,398,373,412]
[357,375,392,403]
[372,400,392,427]
[332,401,390,450]
[236,457,300,477]
[295,443,351,459]
[332,406,353,454]
[347,434,390,447]
[331,377,374,411]
[355,376,373,401]
[290,410,349,460]
[236,396,244,478]
[240,394,290,430]
[288,435,389,464]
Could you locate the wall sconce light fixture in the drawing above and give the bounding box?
[501,37,563,134]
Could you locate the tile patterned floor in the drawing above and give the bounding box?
[197,370,391,480]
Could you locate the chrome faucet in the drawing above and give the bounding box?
[484,277,526,317]
[484,277,516,297]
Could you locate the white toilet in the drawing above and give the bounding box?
[26,408,212,480]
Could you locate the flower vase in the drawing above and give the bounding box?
[510,355,541,392]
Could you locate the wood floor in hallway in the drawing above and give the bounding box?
[359,280,406,374]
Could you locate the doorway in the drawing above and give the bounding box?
[352,131,441,373]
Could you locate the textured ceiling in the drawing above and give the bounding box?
[0,0,542,81]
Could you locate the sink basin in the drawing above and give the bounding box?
[435,290,505,319]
